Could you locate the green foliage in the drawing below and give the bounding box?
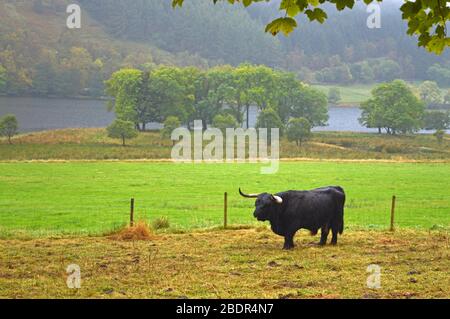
[255,108,284,141]
[286,117,311,147]
[328,87,341,105]
[174,0,450,54]
[212,114,238,133]
[106,69,144,123]
[107,119,138,146]
[315,64,352,84]
[161,116,181,140]
[445,89,450,105]
[0,65,6,93]
[419,81,443,106]
[289,86,328,127]
[423,111,450,131]
[0,114,18,144]
[427,63,450,87]
[360,80,425,134]
[106,65,329,131]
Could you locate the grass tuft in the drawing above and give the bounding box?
[109,221,153,241]
[151,217,170,230]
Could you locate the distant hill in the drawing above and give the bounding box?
[1,0,450,98]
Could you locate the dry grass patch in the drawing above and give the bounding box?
[0,229,448,299]
[109,221,153,241]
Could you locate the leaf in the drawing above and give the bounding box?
[305,8,328,23]
[265,17,298,36]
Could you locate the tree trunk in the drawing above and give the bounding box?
[8,135,12,145]
[246,104,250,129]
[122,136,126,146]
[378,127,381,134]
[142,122,146,131]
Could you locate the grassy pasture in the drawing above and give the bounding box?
[0,229,448,298]
[313,83,450,106]
[0,161,448,237]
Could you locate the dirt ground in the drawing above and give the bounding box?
[0,228,448,299]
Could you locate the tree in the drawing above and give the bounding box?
[328,87,341,105]
[255,107,284,142]
[427,64,450,87]
[359,80,425,134]
[107,119,138,146]
[290,86,328,127]
[173,0,450,54]
[0,114,18,144]
[105,69,144,125]
[212,114,238,134]
[286,117,311,147]
[423,111,450,131]
[445,89,450,105]
[161,116,181,145]
[419,81,443,106]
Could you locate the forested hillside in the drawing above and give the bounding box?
[1,0,450,98]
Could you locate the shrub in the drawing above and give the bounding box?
[152,217,170,230]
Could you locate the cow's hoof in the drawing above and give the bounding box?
[283,245,294,250]
[330,242,338,246]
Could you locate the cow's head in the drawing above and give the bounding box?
[239,188,283,221]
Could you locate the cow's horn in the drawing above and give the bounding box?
[272,195,283,204]
[239,188,259,198]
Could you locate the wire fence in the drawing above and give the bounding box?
[1,192,449,238]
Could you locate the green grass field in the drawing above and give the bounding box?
[313,83,450,106]
[0,161,448,237]
[313,84,374,105]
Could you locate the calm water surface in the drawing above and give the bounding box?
[0,97,442,133]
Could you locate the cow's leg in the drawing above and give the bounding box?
[319,226,329,246]
[283,233,295,250]
[331,227,338,245]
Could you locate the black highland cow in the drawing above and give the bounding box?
[239,186,346,249]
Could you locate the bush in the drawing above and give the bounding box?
[152,217,170,230]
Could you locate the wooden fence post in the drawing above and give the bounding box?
[130,198,135,227]
[224,192,228,229]
[390,195,396,232]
